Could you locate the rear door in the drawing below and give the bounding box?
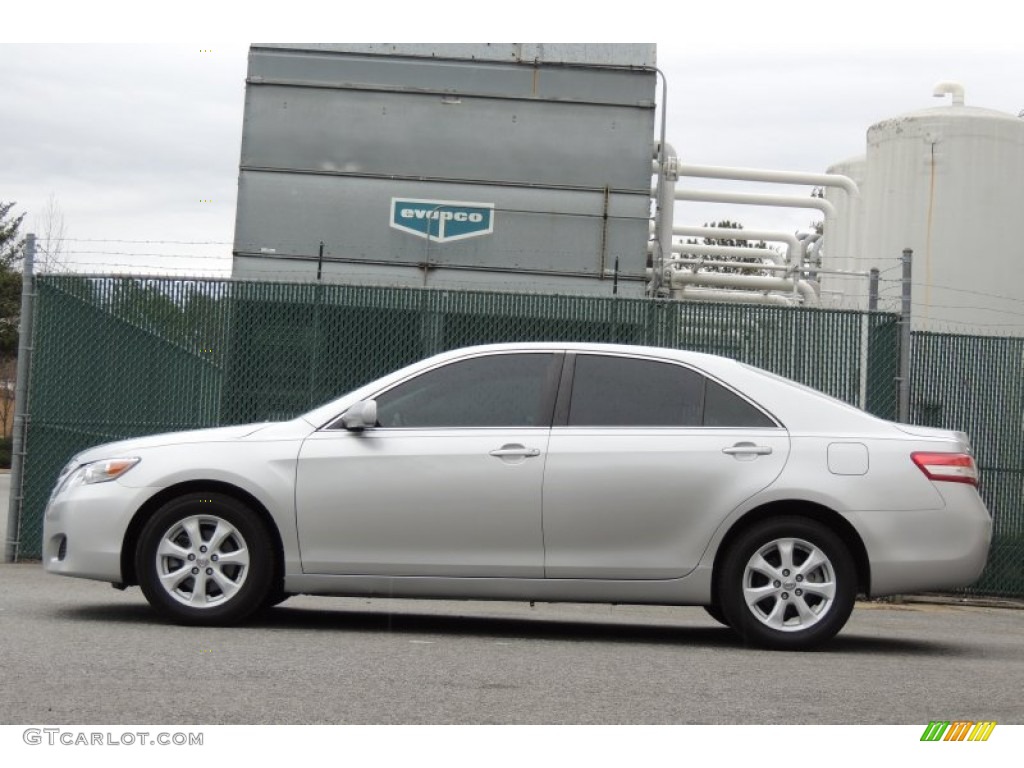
[542,353,790,579]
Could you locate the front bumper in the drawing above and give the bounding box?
[42,481,158,583]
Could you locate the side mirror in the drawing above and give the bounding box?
[340,400,378,432]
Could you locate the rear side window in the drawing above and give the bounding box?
[567,355,775,428]
[704,379,776,427]
[568,356,704,426]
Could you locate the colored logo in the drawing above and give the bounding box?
[390,198,495,242]
[920,720,996,741]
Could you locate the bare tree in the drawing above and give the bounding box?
[35,193,70,273]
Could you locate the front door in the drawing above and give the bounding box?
[296,352,561,577]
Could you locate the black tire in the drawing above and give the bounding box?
[260,590,291,610]
[718,516,856,651]
[135,492,275,626]
[703,603,730,627]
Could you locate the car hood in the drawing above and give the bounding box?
[73,422,276,464]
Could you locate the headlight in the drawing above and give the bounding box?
[56,457,141,496]
[80,457,141,484]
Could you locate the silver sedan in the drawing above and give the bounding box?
[41,343,992,650]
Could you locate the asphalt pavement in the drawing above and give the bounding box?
[1,563,1021,724]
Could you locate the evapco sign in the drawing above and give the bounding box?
[390,198,495,242]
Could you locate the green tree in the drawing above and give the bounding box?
[0,202,25,357]
[0,201,25,270]
[0,201,25,445]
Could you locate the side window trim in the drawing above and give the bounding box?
[552,352,576,428]
[539,352,566,429]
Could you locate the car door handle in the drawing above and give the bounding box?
[722,443,773,456]
[489,445,541,458]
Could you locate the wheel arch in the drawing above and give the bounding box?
[120,480,285,592]
[711,500,871,601]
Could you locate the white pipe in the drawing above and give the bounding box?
[652,142,679,296]
[670,287,799,306]
[669,188,837,221]
[813,268,870,277]
[933,81,965,107]
[653,241,781,264]
[669,269,818,304]
[676,163,859,198]
[665,225,802,268]
[666,257,790,273]
[650,69,670,296]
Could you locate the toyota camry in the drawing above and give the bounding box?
[42,343,992,650]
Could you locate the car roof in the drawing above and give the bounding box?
[301,342,765,425]
[428,341,738,370]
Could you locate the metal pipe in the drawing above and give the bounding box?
[663,241,780,265]
[666,257,789,273]
[670,286,799,306]
[933,81,965,106]
[898,249,913,422]
[649,68,670,297]
[664,225,802,268]
[676,163,860,198]
[668,269,817,304]
[653,143,679,295]
[6,234,35,563]
[669,188,837,221]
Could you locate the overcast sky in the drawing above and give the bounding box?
[3,1,1023,276]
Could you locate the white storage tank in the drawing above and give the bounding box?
[822,154,867,308]
[859,84,1024,332]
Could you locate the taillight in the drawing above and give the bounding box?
[911,452,979,486]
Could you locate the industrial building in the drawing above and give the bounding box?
[232,44,1024,334]
[232,43,657,296]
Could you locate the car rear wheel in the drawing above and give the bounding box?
[718,516,856,650]
[136,492,274,625]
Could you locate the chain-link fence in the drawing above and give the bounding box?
[911,332,1024,597]
[17,273,1020,598]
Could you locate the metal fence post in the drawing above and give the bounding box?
[868,267,880,312]
[5,233,35,562]
[897,248,912,423]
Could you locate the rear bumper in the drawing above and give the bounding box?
[849,484,993,596]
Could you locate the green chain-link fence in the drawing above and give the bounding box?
[910,333,1024,597]
[17,274,1020,598]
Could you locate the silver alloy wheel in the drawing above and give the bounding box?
[742,536,836,632]
[155,515,250,608]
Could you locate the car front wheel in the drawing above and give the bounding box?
[718,516,856,650]
[702,603,730,627]
[135,492,274,625]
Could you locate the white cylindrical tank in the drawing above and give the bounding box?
[822,154,867,308]
[860,88,1024,332]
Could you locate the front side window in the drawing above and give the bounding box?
[375,353,557,428]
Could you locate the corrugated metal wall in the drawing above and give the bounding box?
[233,44,657,295]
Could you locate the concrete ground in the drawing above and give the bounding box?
[1,563,1021,724]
